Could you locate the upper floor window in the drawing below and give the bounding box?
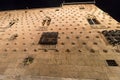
[86,14,100,25]
[87,18,100,25]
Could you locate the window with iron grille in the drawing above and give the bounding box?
[38,32,58,45]
[106,60,118,66]
[87,18,100,25]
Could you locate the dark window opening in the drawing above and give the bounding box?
[92,18,100,24]
[106,60,118,66]
[87,19,94,25]
[38,32,58,45]
[87,18,100,25]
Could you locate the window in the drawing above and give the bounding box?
[92,18,100,24]
[102,30,120,46]
[87,18,100,25]
[106,60,118,66]
[38,32,58,45]
[87,19,94,25]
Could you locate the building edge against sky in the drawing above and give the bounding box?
[0,0,119,22]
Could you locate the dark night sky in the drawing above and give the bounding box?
[0,0,119,22]
[96,0,120,22]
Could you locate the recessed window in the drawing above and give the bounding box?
[92,18,100,24]
[106,60,118,66]
[87,18,100,25]
[87,19,94,25]
[38,32,58,45]
[102,30,120,46]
